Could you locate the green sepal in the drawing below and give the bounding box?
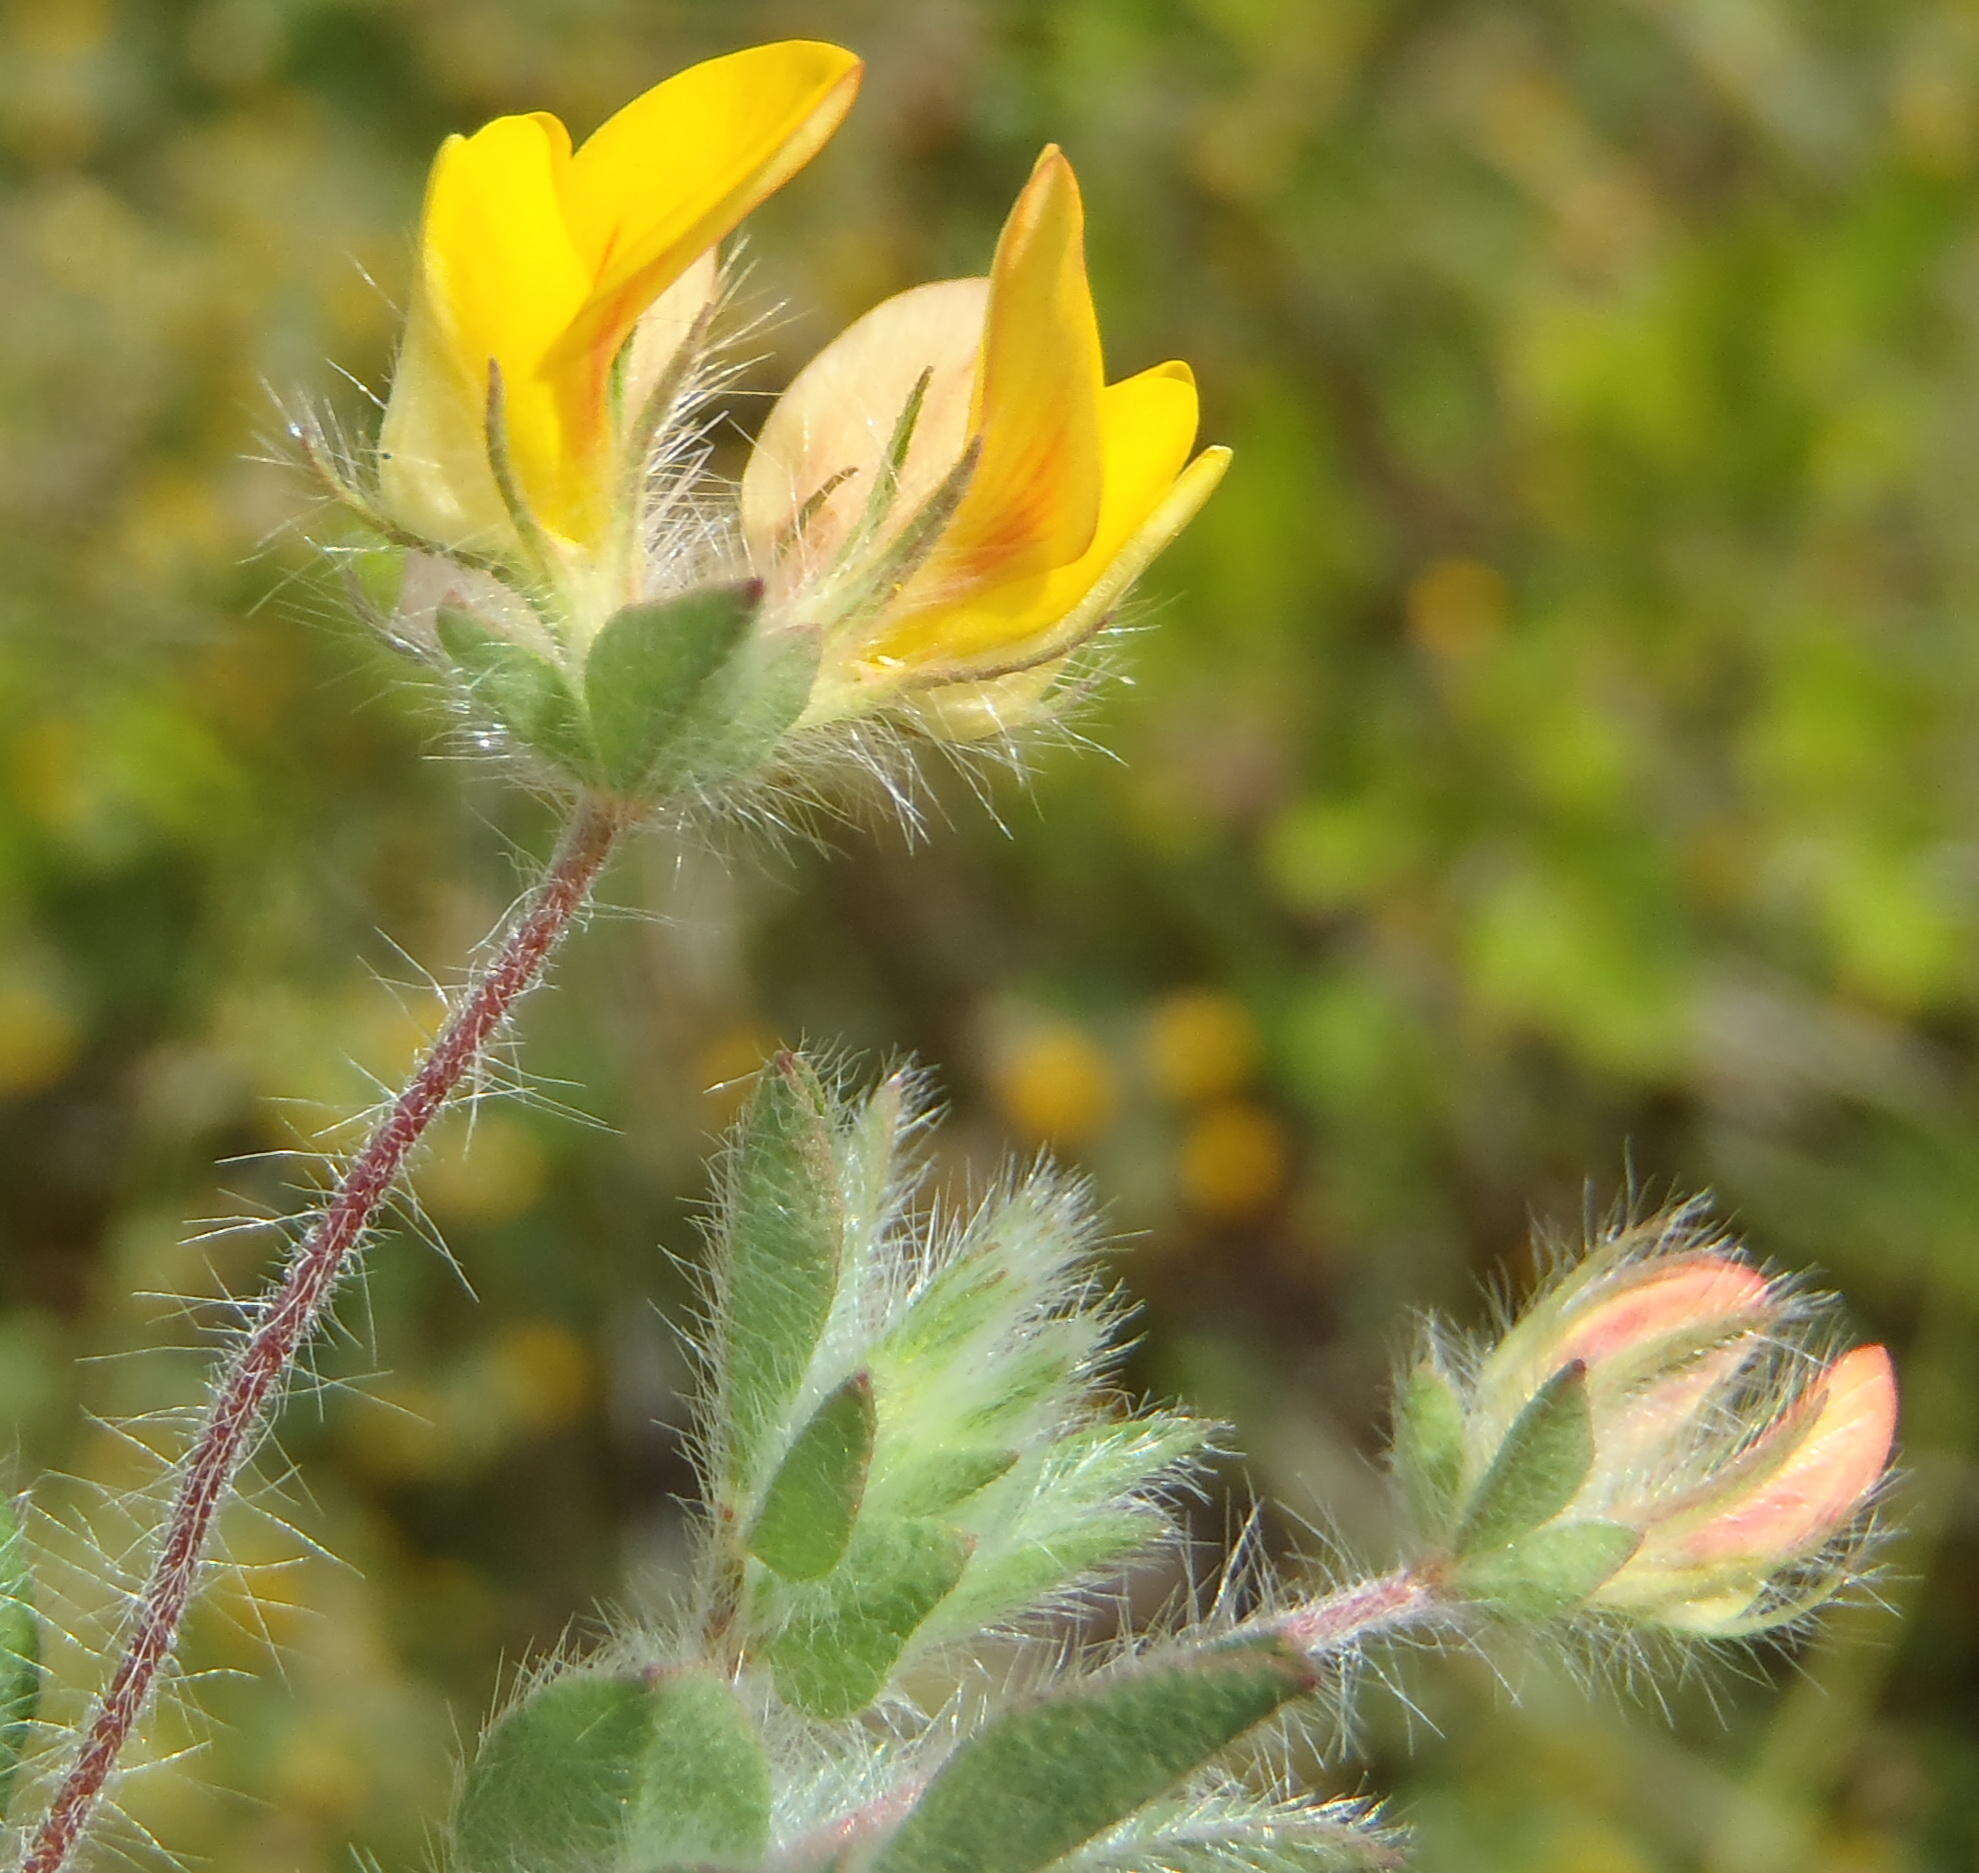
[749,1371,877,1582]
[583,581,763,793]
[870,1641,1316,1873]
[1451,1517,1641,1617]
[451,1668,771,1873]
[438,605,593,777]
[717,1054,845,1499]
[842,366,932,558]
[765,1517,971,1719]
[1455,1362,1595,1557]
[1,1495,39,1823]
[1393,1359,1468,1539]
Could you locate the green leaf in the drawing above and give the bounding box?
[0,1496,39,1823]
[766,1517,971,1718]
[438,606,592,777]
[1455,1362,1594,1557]
[880,1257,1017,1372]
[914,1507,1164,1652]
[839,1068,911,1247]
[717,1054,845,1499]
[583,581,762,792]
[956,1316,1103,1443]
[1452,1518,1641,1617]
[453,1669,770,1873]
[870,1642,1316,1873]
[658,624,821,788]
[915,1414,1207,1646]
[887,1446,1020,1519]
[1393,1359,1468,1539]
[749,1371,876,1581]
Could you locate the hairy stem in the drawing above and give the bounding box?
[1271,1568,1444,1658]
[18,794,628,1873]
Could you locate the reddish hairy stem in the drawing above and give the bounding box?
[19,796,627,1873]
[1273,1568,1442,1656]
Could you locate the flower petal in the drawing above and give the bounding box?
[379,112,588,547]
[555,41,862,371]
[1679,1344,1896,1566]
[863,362,1224,678]
[621,247,722,424]
[934,146,1106,587]
[909,658,1071,741]
[1552,1258,1774,1372]
[740,278,987,590]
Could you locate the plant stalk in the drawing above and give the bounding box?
[1272,1568,1443,1657]
[18,794,628,1873]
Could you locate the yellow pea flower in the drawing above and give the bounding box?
[740,147,1231,735]
[379,42,862,560]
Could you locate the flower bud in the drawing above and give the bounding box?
[1403,1217,1897,1637]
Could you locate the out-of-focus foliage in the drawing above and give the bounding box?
[1,1,1975,1869]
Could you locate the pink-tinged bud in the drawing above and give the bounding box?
[1675,1344,1896,1567]
[1550,1256,1773,1372]
[1433,1214,1899,1637]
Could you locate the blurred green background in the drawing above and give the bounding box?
[3,0,1977,1867]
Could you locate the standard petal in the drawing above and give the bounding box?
[379,113,589,546]
[862,362,1224,679]
[740,278,987,590]
[555,41,862,371]
[935,147,1106,587]
[1552,1258,1774,1372]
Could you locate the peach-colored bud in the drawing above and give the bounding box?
[1552,1256,1773,1371]
[1677,1344,1896,1566]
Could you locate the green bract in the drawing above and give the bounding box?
[434,582,817,801]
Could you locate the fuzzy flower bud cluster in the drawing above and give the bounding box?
[308,41,1228,804]
[1394,1212,1898,1638]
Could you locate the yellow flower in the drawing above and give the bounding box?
[379,42,862,558]
[740,147,1231,734]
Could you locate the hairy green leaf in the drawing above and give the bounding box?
[871,1642,1316,1873]
[717,1054,844,1499]
[915,1507,1165,1651]
[659,623,820,786]
[583,581,761,792]
[766,1517,971,1719]
[437,606,592,777]
[1452,1517,1641,1616]
[1393,1359,1468,1539]
[453,1669,770,1873]
[749,1371,876,1581]
[887,1446,1021,1519]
